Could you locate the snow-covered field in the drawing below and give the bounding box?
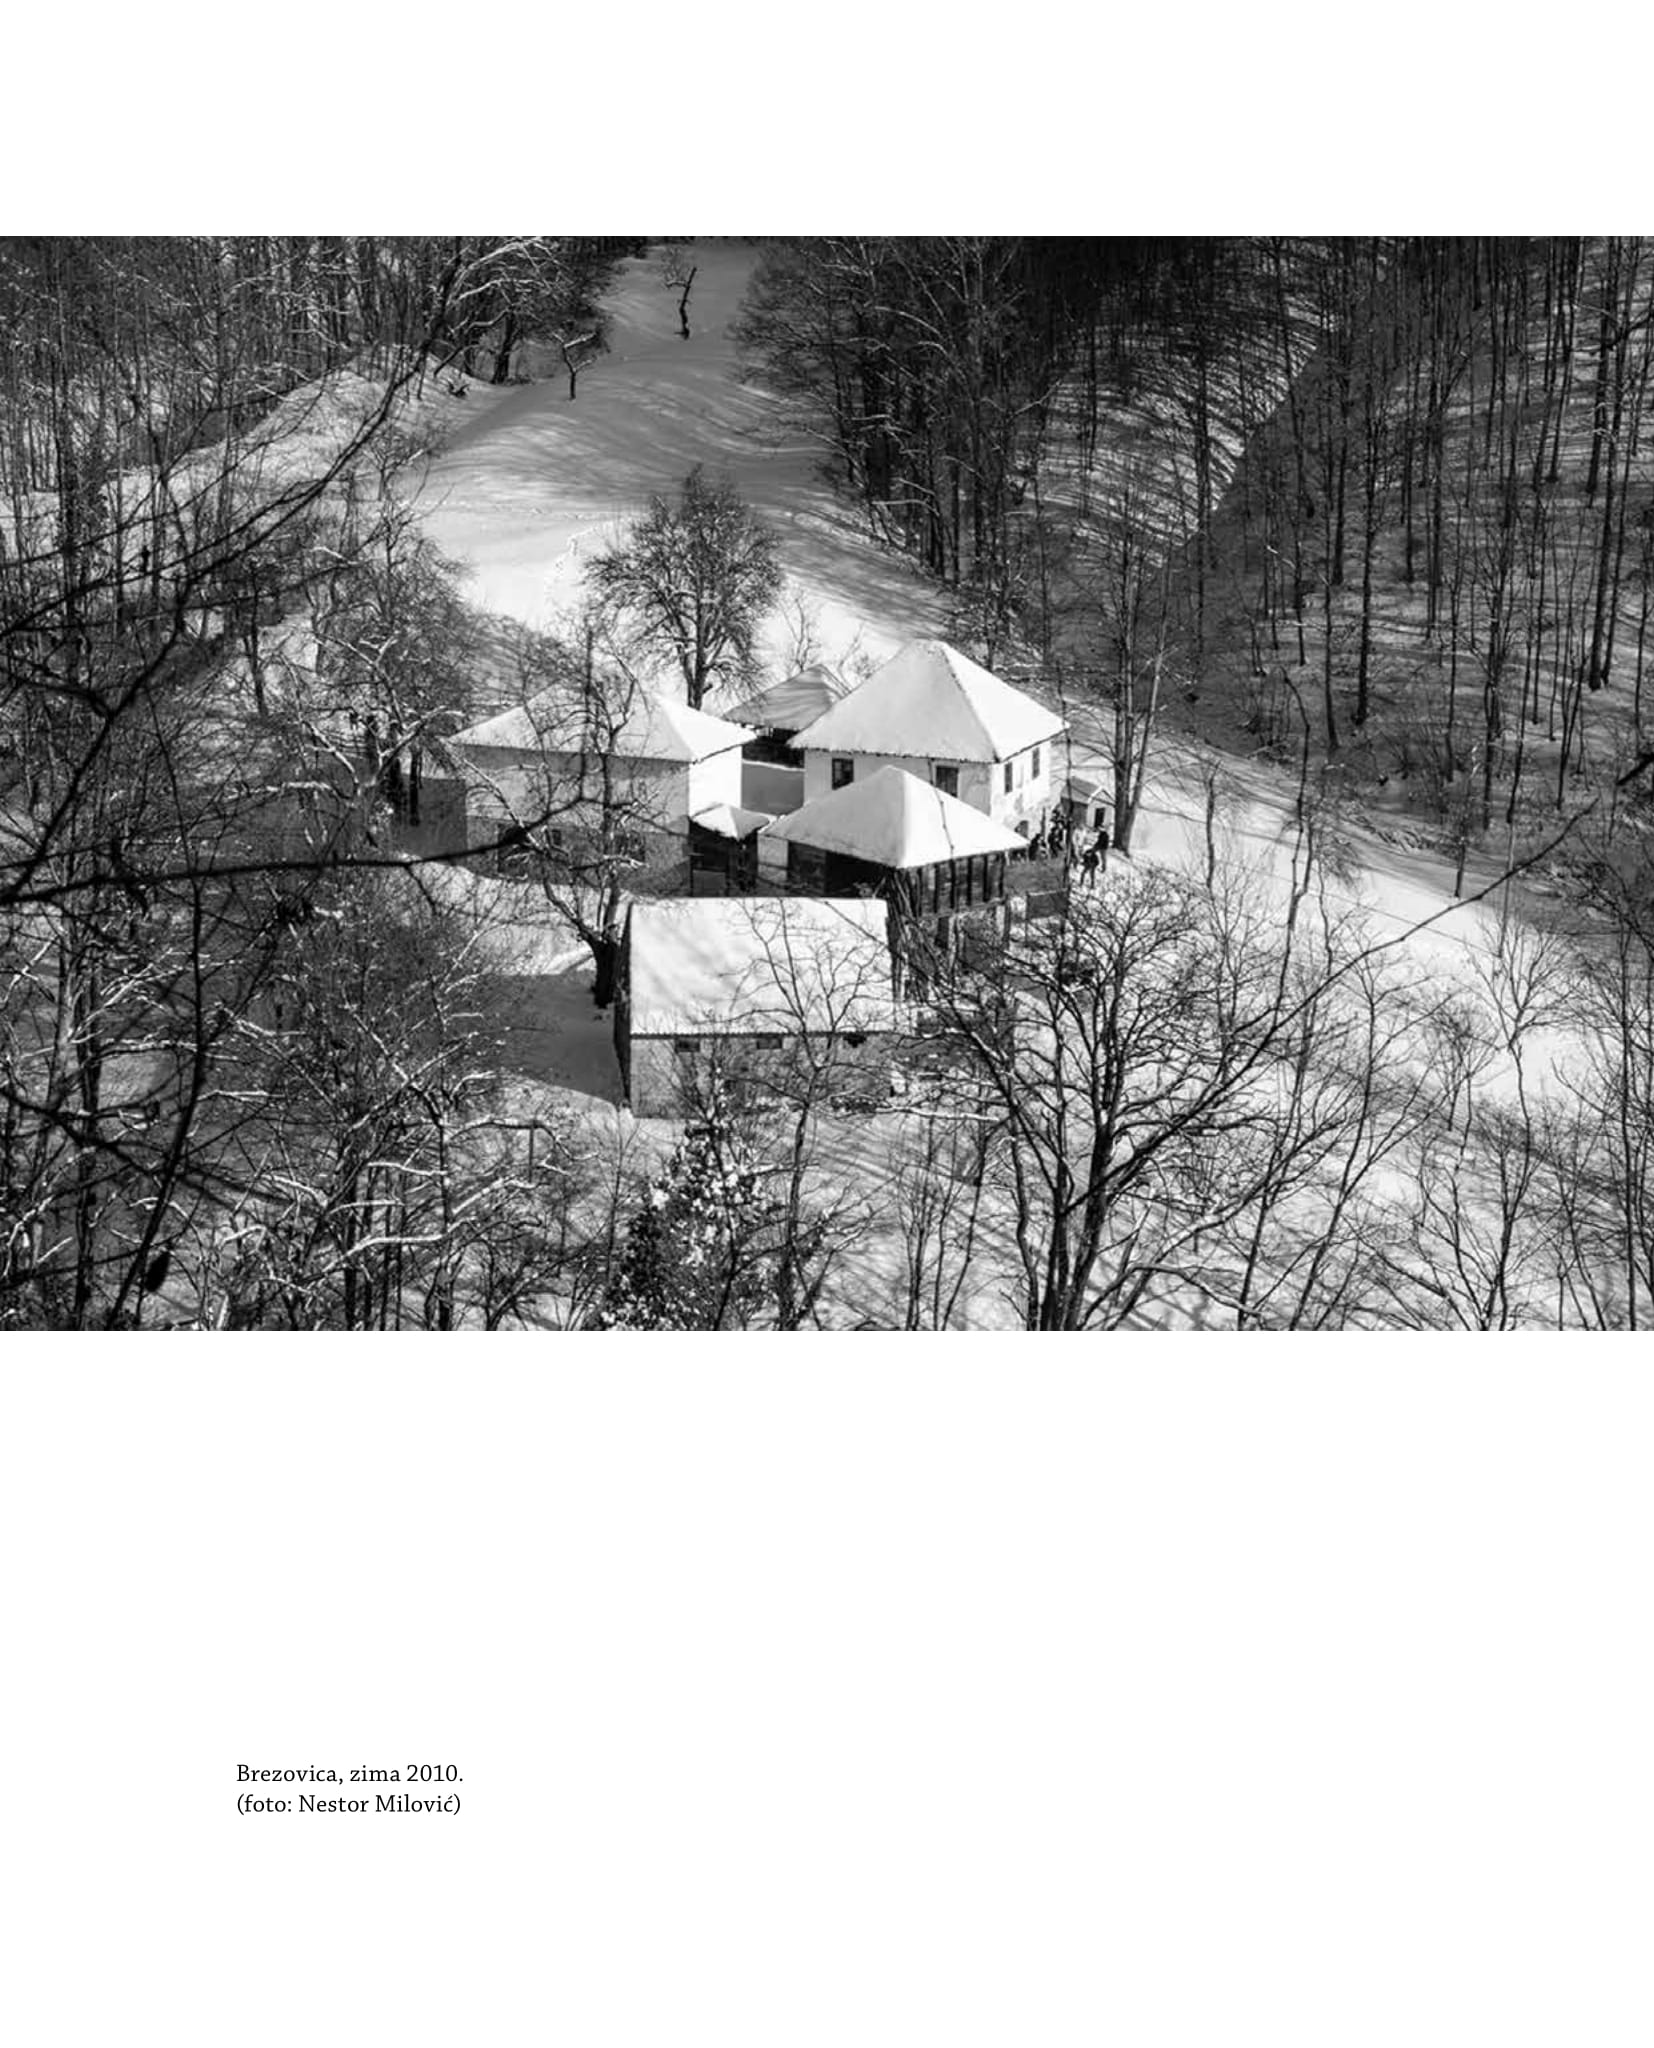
[412,245,946,690]
[398,242,1602,1327]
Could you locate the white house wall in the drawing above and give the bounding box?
[802,750,951,805]
[988,743,1053,830]
[685,748,744,816]
[799,744,1053,832]
[459,745,695,848]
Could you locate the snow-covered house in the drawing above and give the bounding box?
[449,686,750,872]
[614,896,899,1116]
[787,640,1066,837]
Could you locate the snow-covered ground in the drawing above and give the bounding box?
[400,241,1600,1326]
[412,244,946,690]
[412,242,1573,1004]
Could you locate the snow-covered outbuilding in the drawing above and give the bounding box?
[614,896,899,1116]
[449,686,750,870]
[687,801,774,894]
[788,640,1066,836]
[725,664,853,815]
[1062,773,1112,834]
[725,663,852,745]
[758,764,1023,911]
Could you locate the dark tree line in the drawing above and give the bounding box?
[1208,238,1654,821]
[736,235,1654,875]
[735,238,1153,647]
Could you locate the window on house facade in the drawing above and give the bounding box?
[753,1034,784,1051]
[831,757,854,790]
[1003,760,1014,794]
[933,763,959,797]
[1032,745,1041,778]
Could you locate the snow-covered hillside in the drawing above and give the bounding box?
[403,241,1612,1328]
[410,244,1547,959]
[413,244,947,689]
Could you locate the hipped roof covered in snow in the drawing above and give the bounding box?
[452,687,749,763]
[691,802,774,840]
[723,663,852,732]
[625,897,897,1039]
[789,640,1066,764]
[760,766,1025,869]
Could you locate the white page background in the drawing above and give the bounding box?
[6,11,1653,2040]
[5,1341,1651,2046]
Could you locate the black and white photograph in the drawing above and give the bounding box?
[4,20,1651,2048]
[5,227,1654,1331]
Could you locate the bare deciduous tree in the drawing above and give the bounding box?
[659,243,698,341]
[585,466,785,709]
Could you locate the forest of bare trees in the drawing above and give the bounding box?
[735,237,1654,867]
[6,234,1654,1330]
[0,237,636,1327]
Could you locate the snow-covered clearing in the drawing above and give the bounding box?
[410,245,1564,1000]
[401,243,1603,1327]
[413,245,946,695]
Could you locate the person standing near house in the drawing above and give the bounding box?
[1079,819,1111,890]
